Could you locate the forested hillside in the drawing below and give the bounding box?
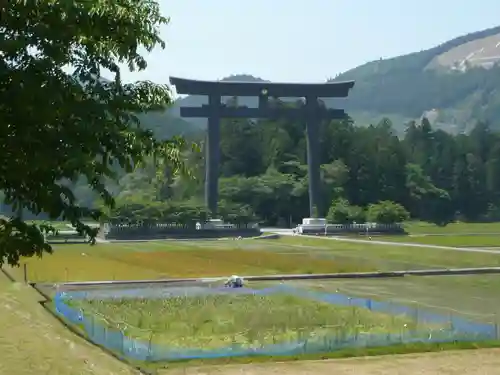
[105,95,500,227]
[162,26,500,135]
[331,25,500,132]
[8,99,500,226]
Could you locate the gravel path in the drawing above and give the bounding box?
[269,229,500,255]
[164,349,500,375]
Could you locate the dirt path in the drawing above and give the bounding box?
[164,349,500,375]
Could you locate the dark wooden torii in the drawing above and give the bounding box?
[169,77,355,217]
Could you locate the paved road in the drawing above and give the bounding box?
[260,227,295,235]
[261,227,500,255]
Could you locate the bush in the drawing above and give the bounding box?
[327,199,366,224]
[366,201,409,224]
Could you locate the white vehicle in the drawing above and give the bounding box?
[224,275,244,288]
[296,217,327,234]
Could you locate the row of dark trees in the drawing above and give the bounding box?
[112,103,500,226]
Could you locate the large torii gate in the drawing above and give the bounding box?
[169,77,355,218]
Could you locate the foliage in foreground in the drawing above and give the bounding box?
[0,1,189,265]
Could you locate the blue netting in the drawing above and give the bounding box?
[54,284,497,362]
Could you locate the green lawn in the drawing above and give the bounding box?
[370,235,500,247]
[10,239,374,283]
[271,236,500,270]
[290,274,500,321]
[403,221,500,235]
[2,239,352,283]
[9,234,500,283]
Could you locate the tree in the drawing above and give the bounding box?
[327,198,365,224]
[366,201,409,224]
[0,1,187,265]
[486,143,500,205]
[405,163,453,226]
[321,160,350,209]
[218,201,256,226]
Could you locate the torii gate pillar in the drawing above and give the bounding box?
[170,77,355,217]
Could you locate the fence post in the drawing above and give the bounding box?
[121,329,125,355]
[414,302,419,327]
[495,314,499,340]
[147,331,153,361]
[390,301,396,327]
[23,263,27,283]
[366,298,372,311]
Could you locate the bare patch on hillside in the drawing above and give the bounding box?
[427,33,500,71]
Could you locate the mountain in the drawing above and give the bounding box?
[167,74,270,129]
[330,25,500,132]
[138,111,200,139]
[161,26,500,135]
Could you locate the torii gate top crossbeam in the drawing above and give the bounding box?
[170,76,355,98]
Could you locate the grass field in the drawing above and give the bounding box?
[5,221,500,374]
[372,234,500,247]
[67,291,435,350]
[274,236,500,269]
[3,272,500,375]
[10,240,372,282]
[289,274,500,322]
[403,221,500,235]
[8,234,500,283]
[0,273,136,375]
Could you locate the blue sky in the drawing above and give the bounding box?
[121,0,500,84]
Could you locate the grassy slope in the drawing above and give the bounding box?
[0,272,137,375]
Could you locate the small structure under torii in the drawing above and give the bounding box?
[169,76,355,217]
